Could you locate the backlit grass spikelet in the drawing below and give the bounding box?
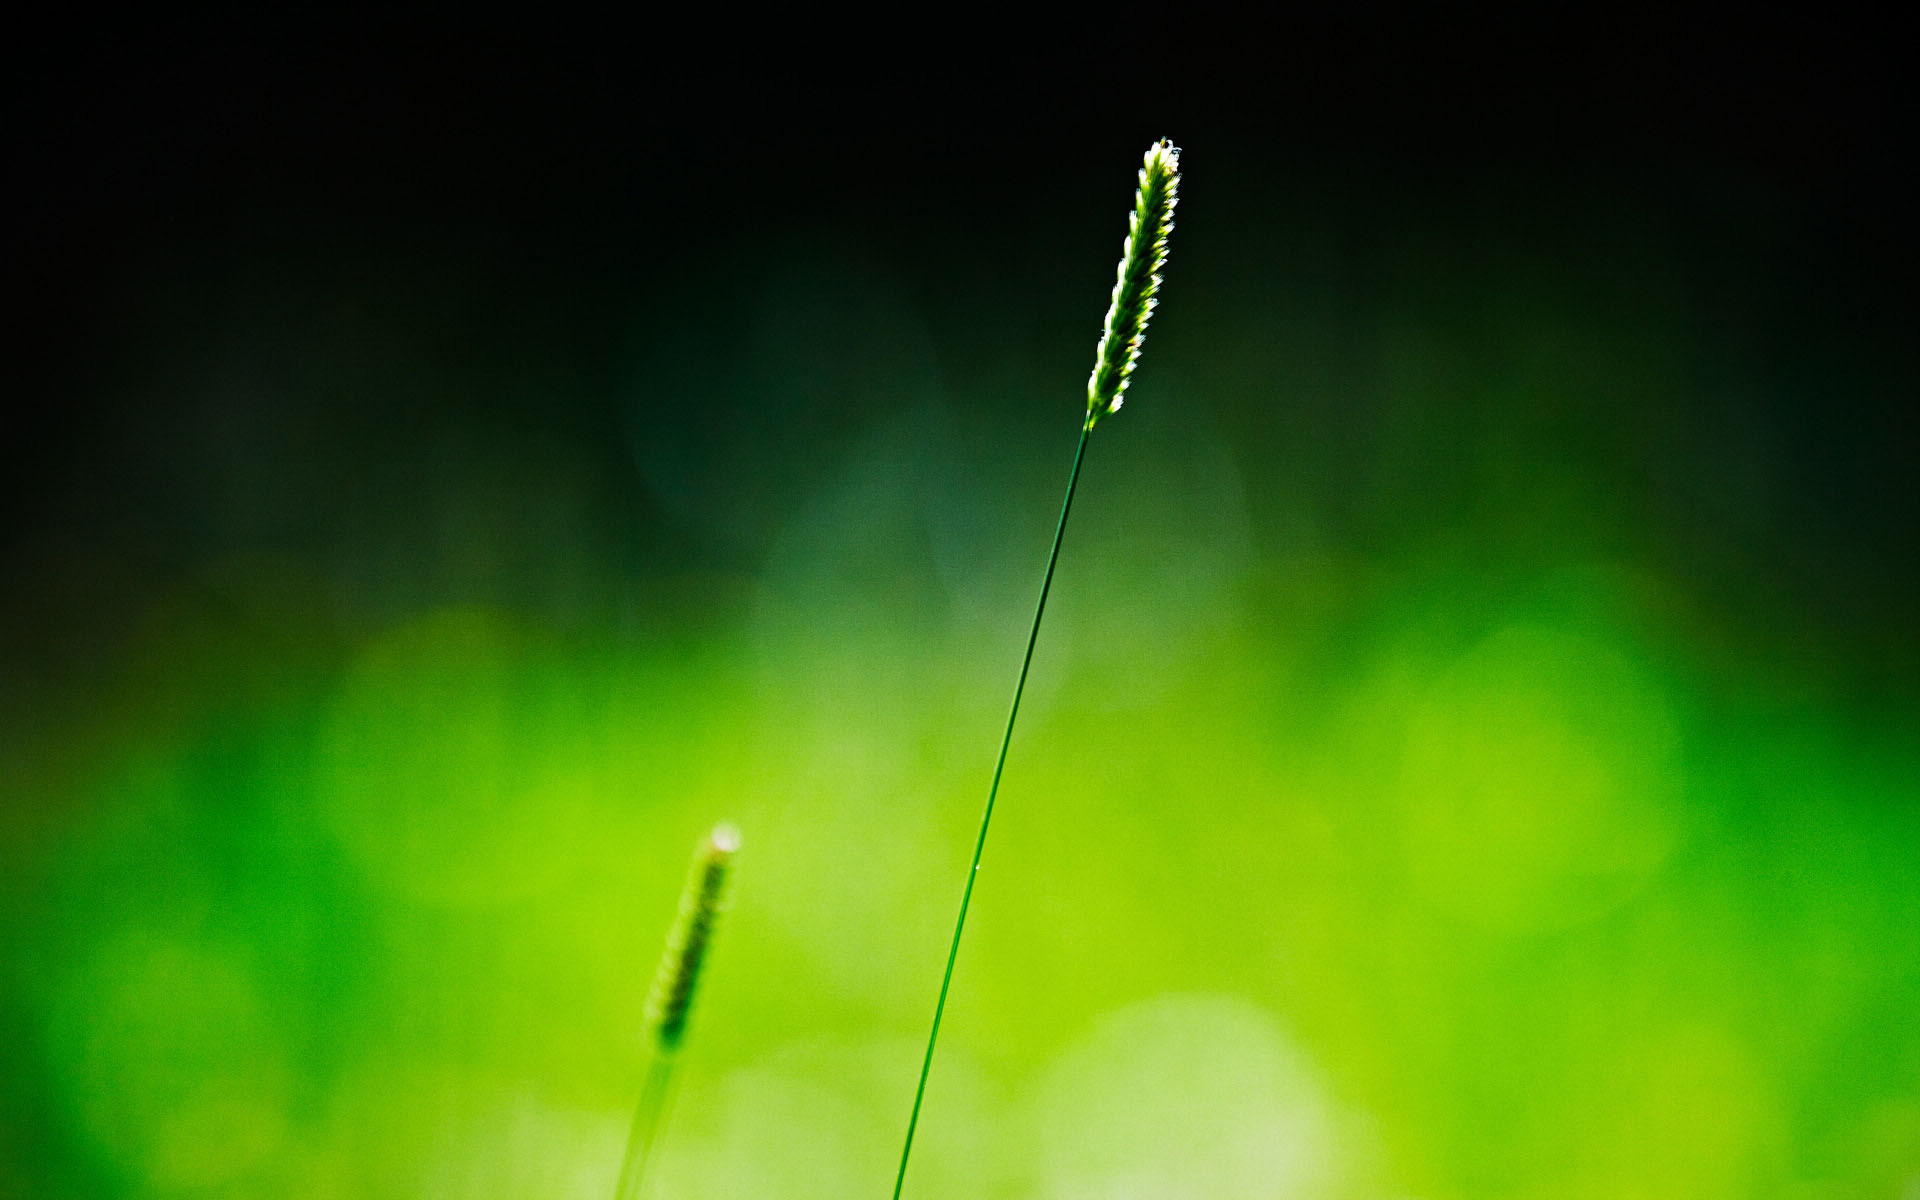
[1086,138,1181,428]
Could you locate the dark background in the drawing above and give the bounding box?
[7,14,1915,685]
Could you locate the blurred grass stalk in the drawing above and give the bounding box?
[891,139,1181,1198]
[614,824,739,1200]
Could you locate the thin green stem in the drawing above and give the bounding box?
[614,1048,679,1200]
[891,419,1094,1199]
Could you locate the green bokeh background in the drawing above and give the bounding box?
[5,25,1916,1199]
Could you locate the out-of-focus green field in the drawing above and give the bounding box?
[3,166,1916,1199]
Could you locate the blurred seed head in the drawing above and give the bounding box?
[644,824,740,1051]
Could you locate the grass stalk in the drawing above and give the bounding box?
[889,139,1181,1199]
[613,1051,678,1200]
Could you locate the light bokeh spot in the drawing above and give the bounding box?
[1032,993,1356,1200]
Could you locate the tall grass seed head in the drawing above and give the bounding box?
[643,824,739,1051]
[1086,139,1181,429]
